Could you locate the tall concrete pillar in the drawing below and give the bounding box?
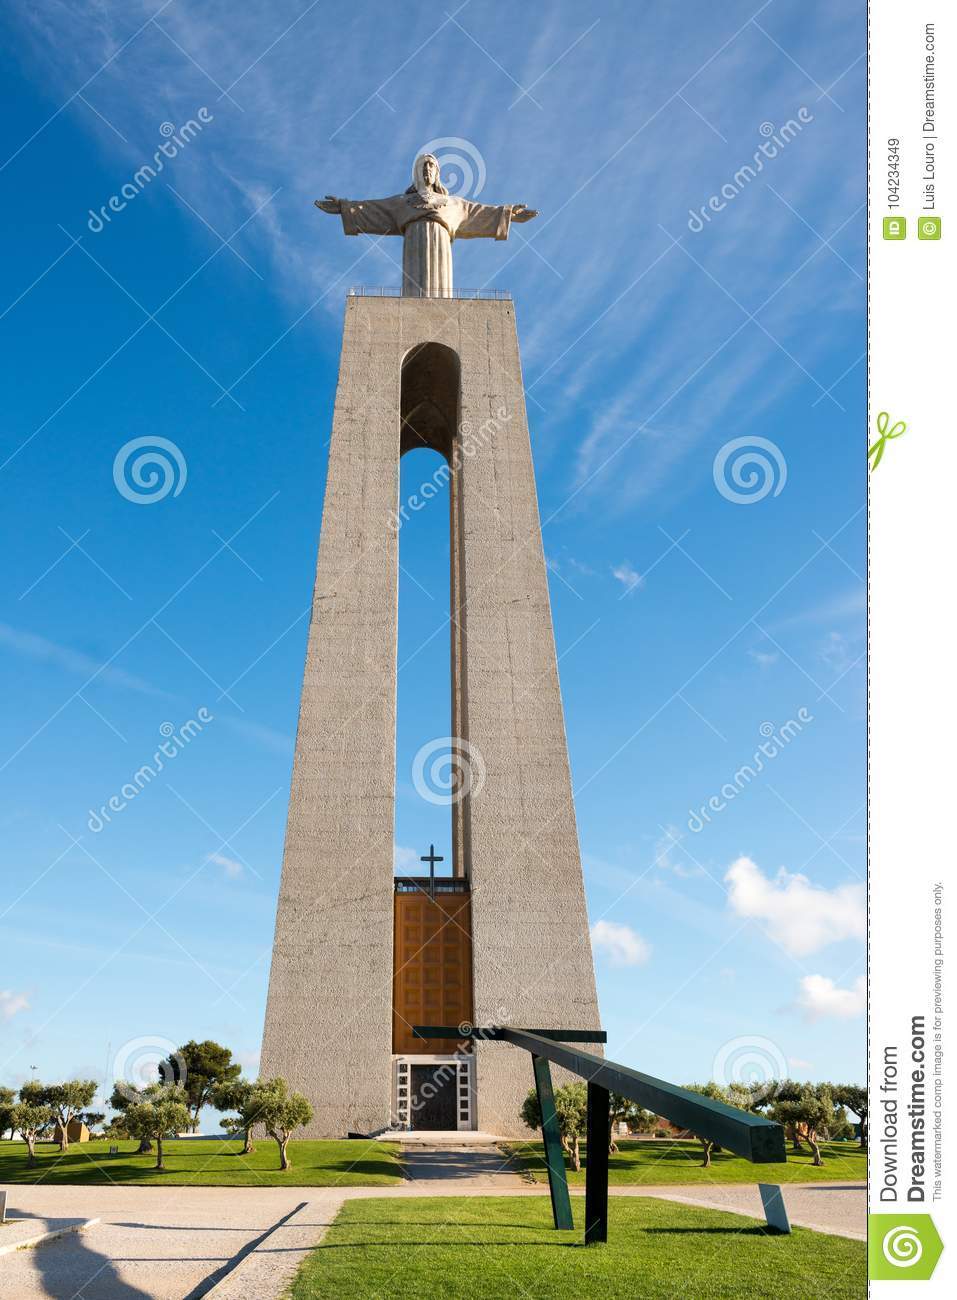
[260,294,601,1137]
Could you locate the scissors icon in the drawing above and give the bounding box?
[868,412,906,470]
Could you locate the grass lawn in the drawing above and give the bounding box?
[503,1139,866,1186]
[288,1196,865,1299]
[0,1137,403,1186]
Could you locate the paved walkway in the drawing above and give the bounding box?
[0,1159,866,1299]
[401,1142,528,1190]
[611,1181,867,1241]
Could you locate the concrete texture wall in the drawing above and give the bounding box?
[260,295,601,1137]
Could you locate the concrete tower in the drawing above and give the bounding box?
[260,160,600,1138]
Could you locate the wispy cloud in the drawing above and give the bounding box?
[748,648,779,669]
[0,622,170,697]
[7,1,863,509]
[1,989,30,1020]
[611,561,643,594]
[208,851,243,878]
[773,586,865,631]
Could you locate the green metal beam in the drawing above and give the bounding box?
[532,1056,574,1230]
[499,1029,786,1164]
[412,1026,607,1044]
[584,1082,610,1244]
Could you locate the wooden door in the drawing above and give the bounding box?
[393,889,473,1054]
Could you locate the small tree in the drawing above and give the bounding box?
[832,1083,868,1149]
[10,1101,54,1165]
[771,1085,834,1166]
[520,1081,588,1171]
[166,1041,241,1132]
[246,1078,313,1170]
[756,1079,805,1150]
[211,1078,257,1154]
[35,1080,99,1152]
[109,1083,152,1152]
[121,1085,192,1171]
[608,1092,640,1153]
[0,1085,16,1139]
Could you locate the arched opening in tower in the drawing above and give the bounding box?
[395,341,470,881]
[392,343,474,1115]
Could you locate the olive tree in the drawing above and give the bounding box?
[109,1083,152,1152]
[0,1085,16,1139]
[33,1080,98,1152]
[770,1085,835,1166]
[520,1081,588,1172]
[682,1082,735,1167]
[211,1078,257,1154]
[121,1085,192,1171]
[831,1083,868,1149]
[246,1078,313,1170]
[10,1101,54,1165]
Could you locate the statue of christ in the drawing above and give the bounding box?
[315,153,538,298]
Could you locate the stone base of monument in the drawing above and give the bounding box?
[375,1129,509,1144]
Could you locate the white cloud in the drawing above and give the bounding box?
[394,844,419,873]
[1,990,30,1020]
[796,974,866,1020]
[748,649,778,669]
[611,562,643,595]
[208,852,243,879]
[724,856,865,957]
[238,1049,260,1074]
[590,920,651,967]
[818,630,855,674]
[787,1056,814,1070]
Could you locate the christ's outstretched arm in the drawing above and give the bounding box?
[455,201,539,242]
[315,195,402,237]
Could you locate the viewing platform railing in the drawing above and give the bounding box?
[394,876,469,894]
[348,286,511,300]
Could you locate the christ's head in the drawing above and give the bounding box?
[412,153,446,195]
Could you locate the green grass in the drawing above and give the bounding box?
[503,1139,866,1186]
[0,1137,403,1186]
[287,1196,865,1299]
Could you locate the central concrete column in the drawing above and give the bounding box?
[261,295,600,1138]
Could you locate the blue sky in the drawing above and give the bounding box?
[1,0,865,1108]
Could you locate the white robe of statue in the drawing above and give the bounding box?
[315,154,538,298]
